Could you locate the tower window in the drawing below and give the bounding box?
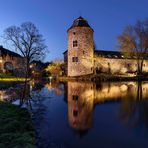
[73,110,78,117]
[73,32,76,35]
[72,57,78,62]
[73,40,78,47]
[143,64,145,67]
[72,95,79,100]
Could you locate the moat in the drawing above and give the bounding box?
[1,80,148,148]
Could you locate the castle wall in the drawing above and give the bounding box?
[94,57,148,74]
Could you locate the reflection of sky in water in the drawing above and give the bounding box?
[1,81,148,148]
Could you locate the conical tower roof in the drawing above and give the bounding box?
[68,16,93,31]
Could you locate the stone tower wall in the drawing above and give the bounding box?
[68,27,94,76]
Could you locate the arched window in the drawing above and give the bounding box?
[73,40,78,47]
[4,62,13,70]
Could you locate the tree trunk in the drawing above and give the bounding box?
[137,59,144,75]
[137,81,142,101]
[20,60,30,106]
[137,59,141,75]
[140,59,144,74]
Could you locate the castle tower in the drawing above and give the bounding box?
[67,16,94,76]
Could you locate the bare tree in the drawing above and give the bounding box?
[4,22,47,78]
[3,22,47,104]
[118,19,148,75]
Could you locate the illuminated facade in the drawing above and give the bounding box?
[63,17,148,76]
[0,46,24,74]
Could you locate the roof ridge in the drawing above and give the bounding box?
[0,46,22,58]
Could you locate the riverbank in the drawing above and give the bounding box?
[59,73,148,82]
[0,78,30,82]
[0,73,30,82]
[0,102,35,148]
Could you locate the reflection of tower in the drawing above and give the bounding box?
[67,16,94,76]
[67,81,94,130]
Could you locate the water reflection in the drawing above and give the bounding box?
[119,82,148,130]
[45,82,64,96]
[0,82,21,102]
[67,82,94,131]
[1,80,148,147]
[66,81,148,131]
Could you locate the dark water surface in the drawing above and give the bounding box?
[1,81,148,148]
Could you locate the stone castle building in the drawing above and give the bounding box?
[0,46,24,74]
[63,17,148,76]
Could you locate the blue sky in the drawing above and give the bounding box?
[0,0,148,62]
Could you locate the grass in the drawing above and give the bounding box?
[0,73,30,82]
[0,102,35,148]
[0,77,30,82]
[0,73,15,78]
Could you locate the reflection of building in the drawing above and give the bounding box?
[46,82,64,96]
[0,46,24,74]
[66,81,148,131]
[0,89,19,102]
[63,17,148,76]
[67,81,94,130]
[0,90,7,101]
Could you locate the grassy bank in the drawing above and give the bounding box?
[0,102,35,148]
[0,77,30,82]
[0,73,30,82]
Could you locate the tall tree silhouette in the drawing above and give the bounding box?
[4,22,47,104]
[118,19,148,74]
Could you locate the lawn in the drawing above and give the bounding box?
[0,102,35,148]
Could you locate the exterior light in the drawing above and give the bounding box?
[0,57,3,63]
[49,76,52,81]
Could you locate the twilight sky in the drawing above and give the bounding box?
[0,0,148,62]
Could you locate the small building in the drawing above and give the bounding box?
[63,17,148,76]
[0,46,24,75]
